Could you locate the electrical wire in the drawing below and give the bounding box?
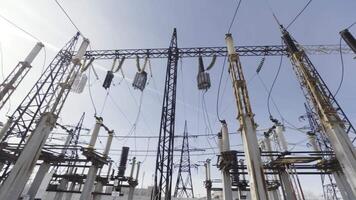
[216,56,227,121]
[54,0,84,36]
[201,91,217,156]
[216,0,243,121]
[346,21,356,29]
[227,0,243,33]
[267,55,283,118]
[286,0,313,30]
[87,64,98,114]
[0,13,41,42]
[333,37,344,97]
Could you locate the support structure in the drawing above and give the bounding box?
[0,42,44,110]
[281,26,356,196]
[173,121,194,198]
[0,33,81,182]
[151,28,179,200]
[0,33,87,200]
[225,33,269,200]
[204,159,212,200]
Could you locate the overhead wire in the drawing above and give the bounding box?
[286,0,313,30]
[54,0,84,36]
[267,54,283,118]
[0,13,41,42]
[216,0,243,121]
[333,37,344,97]
[227,0,243,34]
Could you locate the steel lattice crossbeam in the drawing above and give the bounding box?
[84,44,351,60]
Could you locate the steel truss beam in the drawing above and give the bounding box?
[84,44,351,60]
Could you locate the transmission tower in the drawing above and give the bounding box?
[0,32,88,200]
[281,26,356,197]
[151,28,179,200]
[173,121,194,198]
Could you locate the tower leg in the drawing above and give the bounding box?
[27,161,51,199]
[279,170,297,200]
[79,165,99,200]
[333,171,356,200]
[0,112,56,200]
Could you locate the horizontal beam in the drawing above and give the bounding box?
[84,44,351,60]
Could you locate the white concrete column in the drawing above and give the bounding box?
[93,181,103,200]
[279,170,297,200]
[26,161,51,200]
[219,121,233,200]
[79,165,99,200]
[333,170,356,200]
[0,112,57,200]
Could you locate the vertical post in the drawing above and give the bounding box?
[262,135,280,200]
[204,159,212,200]
[273,124,297,200]
[0,112,57,200]
[225,33,269,200]
[26,161,51,200]
[79,165,99,200]
[0,42,44,110]
[79,117,103,200]
[103,130,113,157]
[218,121,233,200]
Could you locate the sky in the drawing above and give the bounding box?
[0,0,356,198]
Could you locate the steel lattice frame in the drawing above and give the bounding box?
[83,44,351,60]
[287,43,356,144]
[173,122,194,198]
[151,28,179,200]
[0,33,81,179]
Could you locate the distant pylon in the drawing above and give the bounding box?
[173,121,194,198]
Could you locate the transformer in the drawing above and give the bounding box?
[103,71,114,89]
[132,71,147,91]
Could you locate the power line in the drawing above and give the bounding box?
[0,13,41,42]
[333,37,344,97]
[216,0,243,121]
[267,55,283,118]
[54,0,84,36]
[346,21,356,29]
[286,0,313,29]
[227,0,243,33]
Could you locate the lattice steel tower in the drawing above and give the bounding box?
[151,28,179,200]
[173,121,194,198]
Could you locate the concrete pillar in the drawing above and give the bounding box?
[93,181,104,200]
[219,121,233,200]
[279,170,297,200]
[79,165,99,200]
[27,161,51,199]
[0,112,57,200]
[205,159,212,200]
[333,170,356,200]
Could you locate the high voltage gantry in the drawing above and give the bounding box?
[0,28,353,200]
[84,44,350,59]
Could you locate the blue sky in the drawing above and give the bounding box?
[0,0,355,198]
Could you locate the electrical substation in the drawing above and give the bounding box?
[0,1,355,200]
